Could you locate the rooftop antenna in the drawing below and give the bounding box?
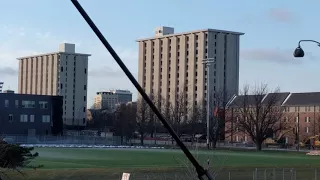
[70,0,214,179]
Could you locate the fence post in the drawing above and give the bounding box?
[228,171,231,180]
[315,169,317,180]
[264,169,267,180]
[273,168,276,180]
[255,168,258,180]
[253,170,255,180]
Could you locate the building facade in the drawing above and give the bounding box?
[0,82,3,93]
[17,43,90,129]
[93,90,132,111]
[137,26,243,110]
[225,92,320,146]
[0,91,63,135]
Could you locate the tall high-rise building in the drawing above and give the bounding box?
[137,27,244,108]
[93,89,132,111]
[17,43,91,128]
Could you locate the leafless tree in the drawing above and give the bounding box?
[169,89,190,136]
[136,97,149,145]
[187,103,204,138]
[227,83,290,150]
[210,89,234,148]
[114,103,136,144]
[147,93,164,138]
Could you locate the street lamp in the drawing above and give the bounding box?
[202,58,215,149]
[293,40,320,58]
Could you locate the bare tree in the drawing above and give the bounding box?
[227,83,290,150]
[210,89,234,148]
[114,103,136,144]
[147,93,164,138]
[136,97,149,145]
[187,103,204,138]
[169,89,190,136]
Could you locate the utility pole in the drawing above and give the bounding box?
[202,58,215,149]
[297,112,300,151]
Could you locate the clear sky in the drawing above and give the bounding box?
[0,0,320,107]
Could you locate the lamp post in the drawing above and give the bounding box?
[202,58,215,149]
[293,40,320,57]
[293,40,320,150]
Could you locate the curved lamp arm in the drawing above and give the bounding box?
[298,40,320,47]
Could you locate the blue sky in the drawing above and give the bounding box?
[0,0,320,106]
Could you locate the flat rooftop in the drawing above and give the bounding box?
[17,43,91,60]
[136,28,245,42]
[17,52,91,60]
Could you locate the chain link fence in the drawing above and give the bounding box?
[1,134,127,146]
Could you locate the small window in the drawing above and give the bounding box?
[83,107,86,112]
[61,67,63,72]
[84,96,86,101]
[30,115,35,122]
[39,101,48,109]
[22,101,35,108]
[84,85,87,90]
[15,100,19,108]
[83,118,86,124]
[84,68,87,74]
[8,114,13,122]
[20,114,28,122]
[42,115,50,123]
[4,100,9,107]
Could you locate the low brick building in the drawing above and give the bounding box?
[225,92,320,146]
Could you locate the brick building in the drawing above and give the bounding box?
[225,92,320,146]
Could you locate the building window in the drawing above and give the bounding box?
[15,100,19,108]
[305,117,310,123]
[83,118,86,124]
[22,101,35,108]
[39,101,48,109]
[30,115,35,122]
[84,68,87,74]
[20,114,28,122]
[305,127,310,133]
[295,117,299,123]
[8,114,13,122]
[84,85,87,90]
[84,96,86,101]
[42,115,50,123]
[4,100,9,107]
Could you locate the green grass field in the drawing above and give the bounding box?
[2,148,320,180]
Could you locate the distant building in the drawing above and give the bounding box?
[137,26,243,110]
[0,91,63,135]
[17,43,91,129]
[94,90,132,111]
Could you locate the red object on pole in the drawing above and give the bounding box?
[213,107,219,117]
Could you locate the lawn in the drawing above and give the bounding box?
[2,148,320,180]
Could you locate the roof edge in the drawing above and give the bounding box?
[17,52,92,60]
[136,28,244,42]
